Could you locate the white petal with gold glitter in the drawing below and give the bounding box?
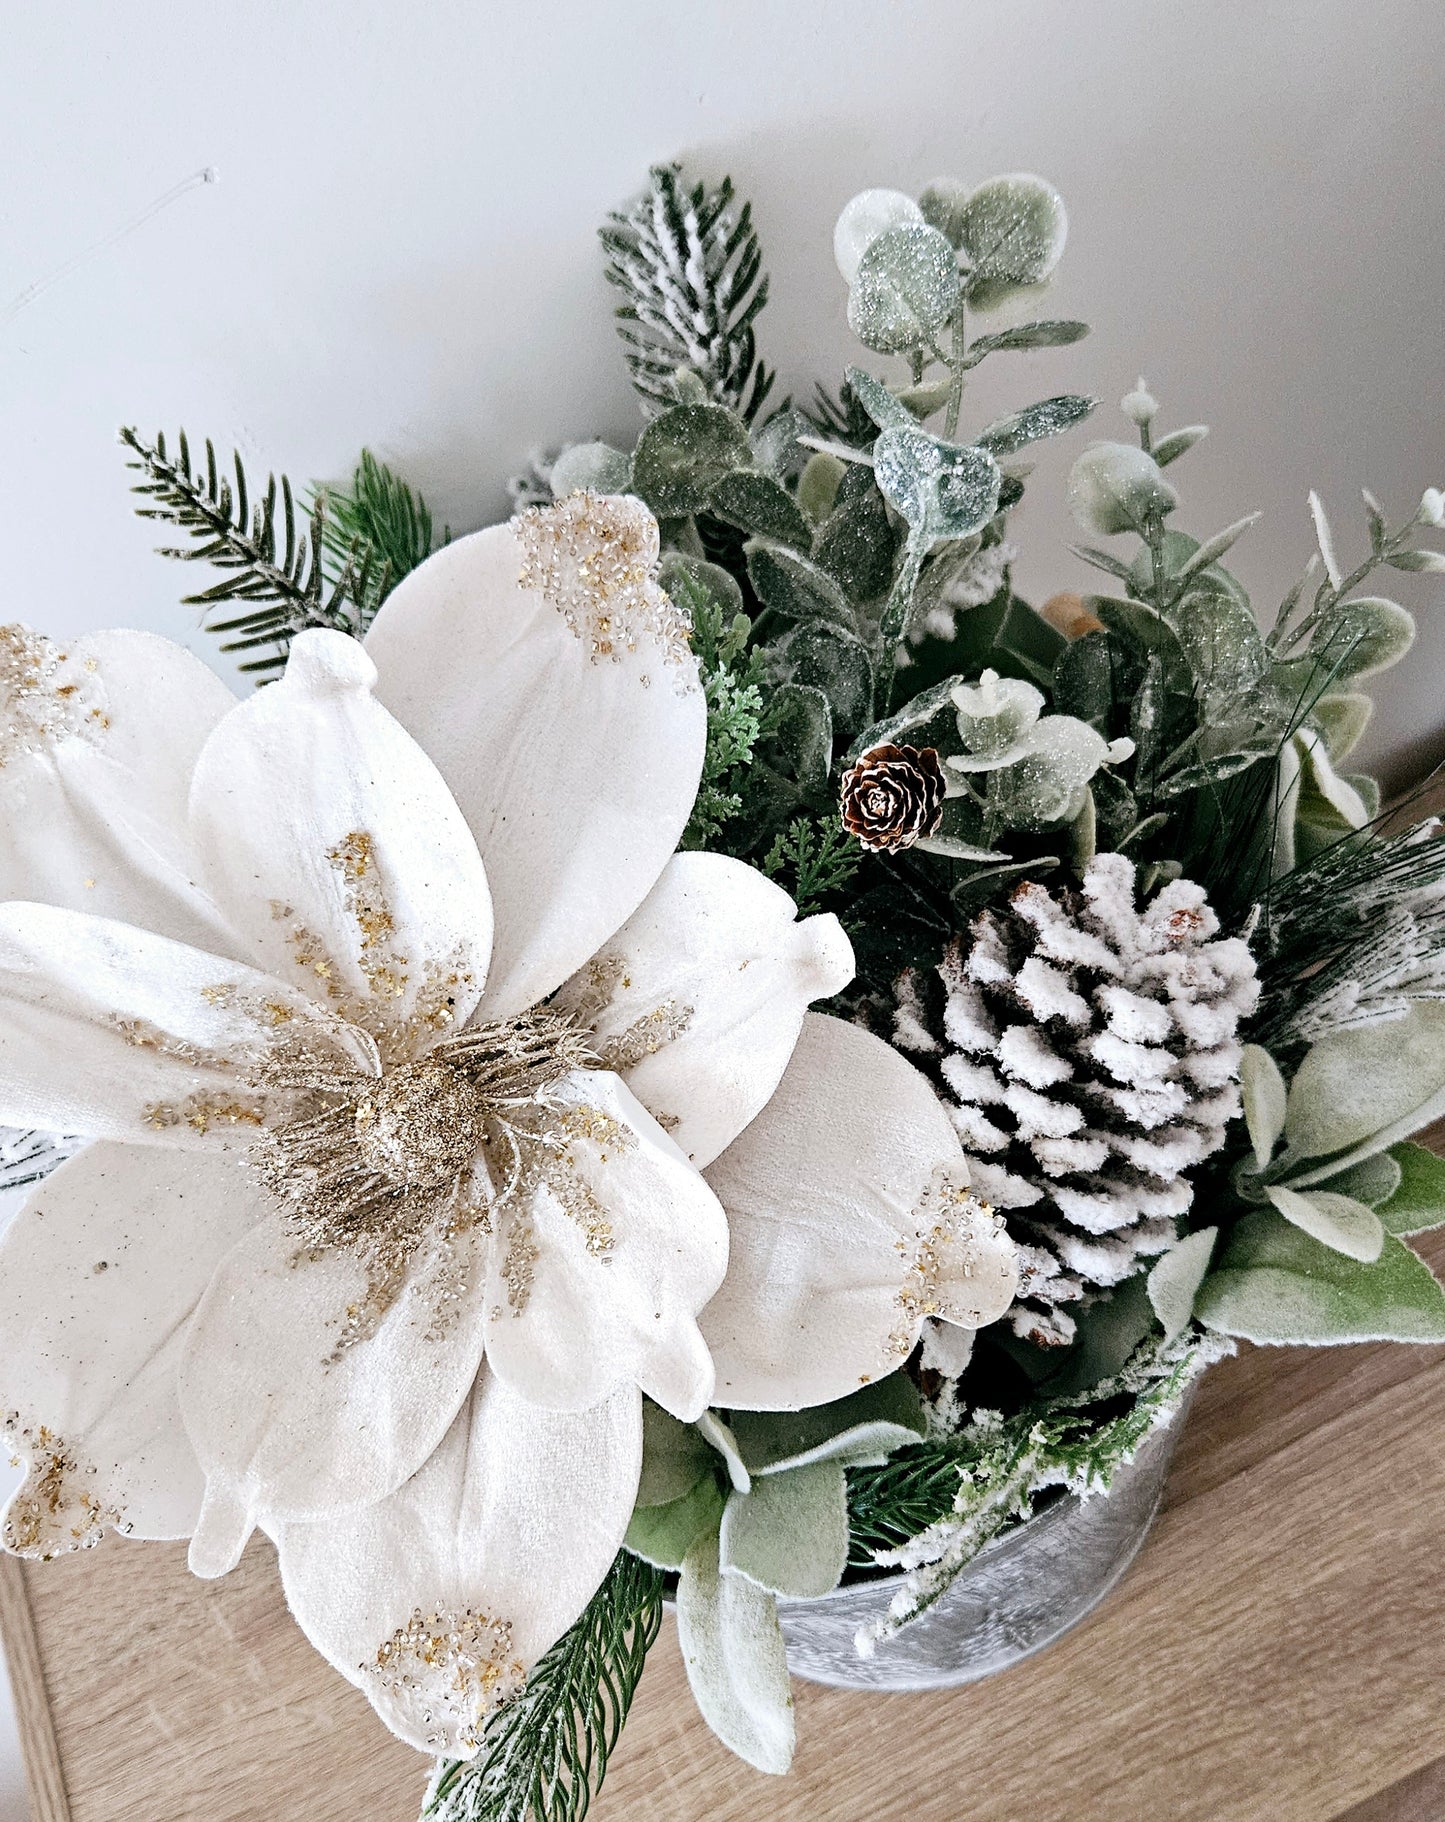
[273,1367,642,1757]
[365,508,706,1021]
[0,626,240,954]
[701,1014,1019,1410]
[480,1069,728,1421]
[0,901,376,1144]
[0,1143,268,1557]
[188,630,494,1051]
[178,1206,493,1576]
[555,853,855,1169]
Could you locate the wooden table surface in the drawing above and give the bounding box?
[5,1229,1445,1822]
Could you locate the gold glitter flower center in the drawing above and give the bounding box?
[353,1059,484,1189]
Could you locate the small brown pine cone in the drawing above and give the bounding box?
[840,742,946,852]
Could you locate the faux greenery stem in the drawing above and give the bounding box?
[941,292,968,441]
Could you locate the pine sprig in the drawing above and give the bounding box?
[319,448,441,597]
[0,1127,80,1195]
[762,816,861,916]
[423,1552,664,1822]
[601,164,775,422]
[119,427,382,678]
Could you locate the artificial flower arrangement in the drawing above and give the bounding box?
[3,160,1445,1820]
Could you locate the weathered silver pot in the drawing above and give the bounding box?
[779,1394,1190,1692]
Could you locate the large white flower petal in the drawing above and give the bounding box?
[365,518,706,1020]
[0,1143,267,1557]
[0,626,240,953]
[0,902,374,1144]
[556,854,855,1168]
[702,1014,1018,1410]
[273,1369,641,1757]
[179,1208,491,1577]
[188,630,493,1054]
[482,1070,727,1421]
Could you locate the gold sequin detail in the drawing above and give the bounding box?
[367,1608,525,1755]
[0,625,107,768]
[2,1418,118,1561]
[515,493,694,673]
[144,1092,268,1134]
[888,1172,1009,1362]
[552,953,694,1072]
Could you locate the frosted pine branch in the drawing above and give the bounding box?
[893,853,1258,1345]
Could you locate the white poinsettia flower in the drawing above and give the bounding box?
[0,495,855,1755]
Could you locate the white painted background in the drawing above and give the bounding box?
[1,2,1442,1811]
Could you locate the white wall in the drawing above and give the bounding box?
[0,2,1441,1809]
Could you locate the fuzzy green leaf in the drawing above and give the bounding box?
[719,1460,849,1599]
[729,1376,927,1475]
[1150,425,1209,467]
[631,404,752,517]
[1264,1186,1384,1263]
[1310,596,1415,679]
[1315,1150,1403,1209]
[1147,1228,1218,1340]
[1197,1212,1445,1344]
[675,1533,794,1775]
[1284,1002,1445,1165]
[636,1401,713,1508]
[1312,691,1373,762]
[624,1474,726,1572]
[1241,1044,1288,1169]
[1378,1142,1445,1236]
[549,442,632,497]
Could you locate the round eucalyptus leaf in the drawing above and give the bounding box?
[956,173,1067,285]
[1310,596,1415,679]
[548,440,632,498]
[951,667,1043,759]
[631,403,752,517]
[873,426,1002,549]
[918,177,971,248]
[833,187,923,286]
[985,716,1113,829]
[847,224,959,355]
[1172,597,1268,705]
[1068,441,1178,536]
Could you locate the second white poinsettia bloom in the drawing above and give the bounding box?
[0,494,853,1756]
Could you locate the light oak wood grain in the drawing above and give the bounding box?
[7,1235,1445,1821]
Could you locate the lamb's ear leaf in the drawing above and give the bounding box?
[1377,1142,1445,1236]
[1264,1186,1384,1263]
[675,1532,795,1775]
[1196,1210,1445,1344]
[1283,1003,1445,1164]
[1312,1150,1403,1209]
[719,1460,848,1599]
[1240,1044,1287,1170]
[624,1473,725,1571]
[636,1399,713,1508]
[1147,1227,1218,1339]
[728,1374,927,1474]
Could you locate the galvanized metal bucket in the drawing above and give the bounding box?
[778,1396,1189,1692]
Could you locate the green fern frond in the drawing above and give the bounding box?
[319,448,442,597]
[423,1552,664,1822]
[119,427,382,679]
[762,815,861,916]
[601,164,775,422]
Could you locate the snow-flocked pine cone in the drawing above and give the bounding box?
[840,743,947,852]
[892,852,1259,1347]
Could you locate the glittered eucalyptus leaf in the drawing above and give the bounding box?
[847,224,960,354]
[675,1533,795,1775]
[981,716,1118,830]
[1150,425,1210,467]
[1171,596,1268,709]
[1068,442,1178,537]
[764,681,834,795]
[845,365,916,432]
[1283,1001,1445,1168]
[962,319,1090,365]
[750,408,810,481]
[1378,1143,1445,1236]
[708,471,814,550]
[950,668,1044,763]
[718,1460,849,1599]
[1147,1227,1218,1341]
[1172,514,1262,585]
[1197,1211,1445,1345]
[833,187,924,285]
[1311,691,1373,761]
[1240,1043,1288,1170]
[631,403,753,516]
[1265,1186,1385,1264]
[1310,596,1416,679]
[1131,531,1252,614]
[797,452,846,527]
[636,1400,713,1507]
[955,173,1067,285]
[745,539,855,629]
[729,1375,928,1475]
[548,440,633,498]
[917,177,970,247]
[624,1472,726,1571]
[873,426,1002,551]
[975,394,1096,458]
[768,621,874,750]
[813,467,898,601]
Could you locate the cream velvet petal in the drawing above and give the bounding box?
[0,627,241,954]
[701,1013,1016,1411]
[365,522,706,1020]
[0,1143,267,1556]
[0,902,376,1145]
[188,631,492,1053]
[556,853,855,1169]
[481,1070,727,1421]
[179,1208,491,1576]
[274,1370,642,1757]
